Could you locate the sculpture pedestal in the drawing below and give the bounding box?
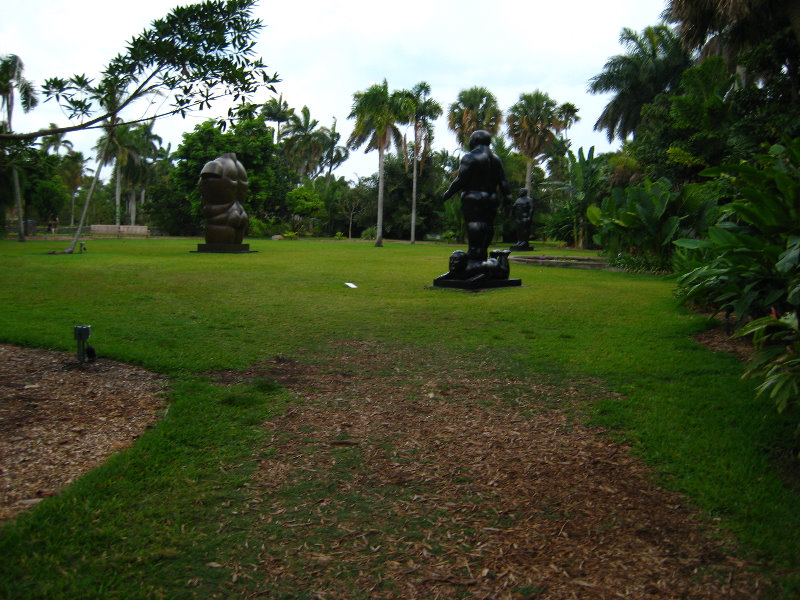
[432,277,521,290]
[193,243,256,253]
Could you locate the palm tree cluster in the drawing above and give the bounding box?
[1,54,38,241]
[347,79,442,246]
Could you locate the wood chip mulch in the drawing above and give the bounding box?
[0,344,168,522]
[212,341,769,599]
[0,334,771,598]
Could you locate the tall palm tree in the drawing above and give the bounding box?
[318,118,349,180]
[588,25,692,142]
[39,124,73,155]
[406,82,442,244]
[0,54,38,241]
[506,90,580,192]
[281,105,327,178]
[123,120,162,225]
[94,122,142,227]
[447,86,501,149]
[347,79,412,247]
[262,94,294,142]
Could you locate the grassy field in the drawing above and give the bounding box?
[0,237,798,598]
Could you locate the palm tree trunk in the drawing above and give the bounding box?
[12,166,24,242]
[411,154,418,245]
[525,159,533,194]
[70,191,76,227]
[375,147,385,247]
[115,163,122,227]
[129,189,136,225]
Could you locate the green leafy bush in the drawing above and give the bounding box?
[674,141,800,325]
[587,177,682,272]
[360,226,377,240]
[737,310,800,431]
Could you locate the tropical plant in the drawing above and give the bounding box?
[675,140,800,325]
[281,105,327,178]
[736,309,800,428]
[551,147,607,250]
[589,25,693,142]
[506,90,580,193]
[0,54,38,241]
[318,119,349,180]
[347,79,412,246]
[405,82,442,244]
[588,176,682,270]
[447,86,502,149]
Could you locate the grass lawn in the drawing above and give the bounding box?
[0,237,798,598]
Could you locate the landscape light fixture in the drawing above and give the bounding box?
[74,325,92,363]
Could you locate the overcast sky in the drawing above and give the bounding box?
[2,0,668,180]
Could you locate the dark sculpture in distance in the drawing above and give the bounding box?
[510,187,534,251]
[434,130,520,288]
[195,152,252,252]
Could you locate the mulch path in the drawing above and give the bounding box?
[0,334,771,598]
[212,340,768,599]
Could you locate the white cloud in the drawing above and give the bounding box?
[2,0,667,179]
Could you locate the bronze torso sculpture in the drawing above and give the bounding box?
[198,152,249,245]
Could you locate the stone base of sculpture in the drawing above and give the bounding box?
[433,276,522,290]
[193,243,256,253]
[432,248,521,290]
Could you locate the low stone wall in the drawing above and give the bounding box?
[90,225,149,236]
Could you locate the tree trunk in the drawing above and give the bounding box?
[375,147,385,247]
[60,158,105,254]
[115,160,121,227]
[11,166,24,242]
[411,152,418,245]
[525,159,533,194]
[129,189,137,225]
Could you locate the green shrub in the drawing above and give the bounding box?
[737,310,800,431]
[674,140,800,326]
[360,226,377,240]
[587,177,682,272]
[282,231,298,240]
[334,231,346,240]
[248,217,268,238]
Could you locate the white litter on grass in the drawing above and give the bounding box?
[345,282,358,288]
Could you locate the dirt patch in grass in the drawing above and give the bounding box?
[212,341,769,599]
[0,344,168,522]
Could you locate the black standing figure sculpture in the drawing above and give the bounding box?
[434,130,520,288]
[510,187,534,251]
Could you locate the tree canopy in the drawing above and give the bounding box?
[0,0,278,143]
